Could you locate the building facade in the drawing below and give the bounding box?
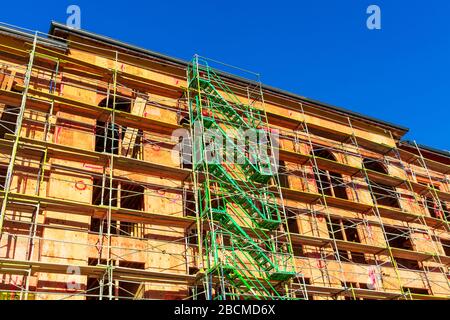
[0,22,448,300]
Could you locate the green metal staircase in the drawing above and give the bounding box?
[188,56,296,300]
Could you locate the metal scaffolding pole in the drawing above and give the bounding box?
[0,32,38,234]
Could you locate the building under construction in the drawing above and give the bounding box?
[0,21,448,300]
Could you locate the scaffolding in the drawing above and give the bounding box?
[186,55,306,300]
[0,21,448,300]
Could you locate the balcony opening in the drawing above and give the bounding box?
[311,149,348,200]
[363,158,400,208]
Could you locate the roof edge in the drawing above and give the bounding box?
[399,140,450,159]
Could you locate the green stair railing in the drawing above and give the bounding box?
[188,55,296,300]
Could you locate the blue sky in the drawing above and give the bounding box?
[1,0,449,150]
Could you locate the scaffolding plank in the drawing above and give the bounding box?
[290,233,332,247]
[334,239,385,255]
[366,169,405,187]
[2,135,191,181]
[278,187,321,203]
[30,44,185,97]
[433,189,450,202]
[315,157,361,176]
[0,258,194,284]
[324,196,372,212]
[278,149,310,164]
[0,191,195,228]
[0,87,182,136]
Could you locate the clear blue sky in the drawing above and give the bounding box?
[1,0,449,150]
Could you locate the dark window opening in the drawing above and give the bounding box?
[119,221,138,237]
[0,165,7,190]
[211,195,226,211]
[425,196,449,220]
[343,282,363,300]
[117,261,145,299]
[120,183,144,211]
[314,149,335,160]
[349,252,367,264]
[0,104,19,138]
[329,171,348,200]
[180,136,192,170]
[96,97,131,154]
[327,218,344,240]
[343,220,361,243]
[312,149,348,200]
[92,177,117,206]
[314,168,333,196]
[123,129,143,159]
[188,266,199,275]
[222,233,232,248]
[384,226,414,250]
[278,160,290,188]
[363,158,400,208]
[402,287,429,295]
[187,229,198,245]
[287,212,300,234]
[327,218,366,264]
[90,217,108,233]
[99,97,131,113]
[327,218,347,261]
[371,184,401,208]
[118,183,144,236]
[0,88,21,139]
[395,256,421,270]
[441,239,450,257]
[95,120,119,154]
[189,285,207,300]
[384,226,422,270]
[184,191,196,217]
[178,112,190,126]
[292,244,305,257]
[90,177,117,233]
[86,258,109,300]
